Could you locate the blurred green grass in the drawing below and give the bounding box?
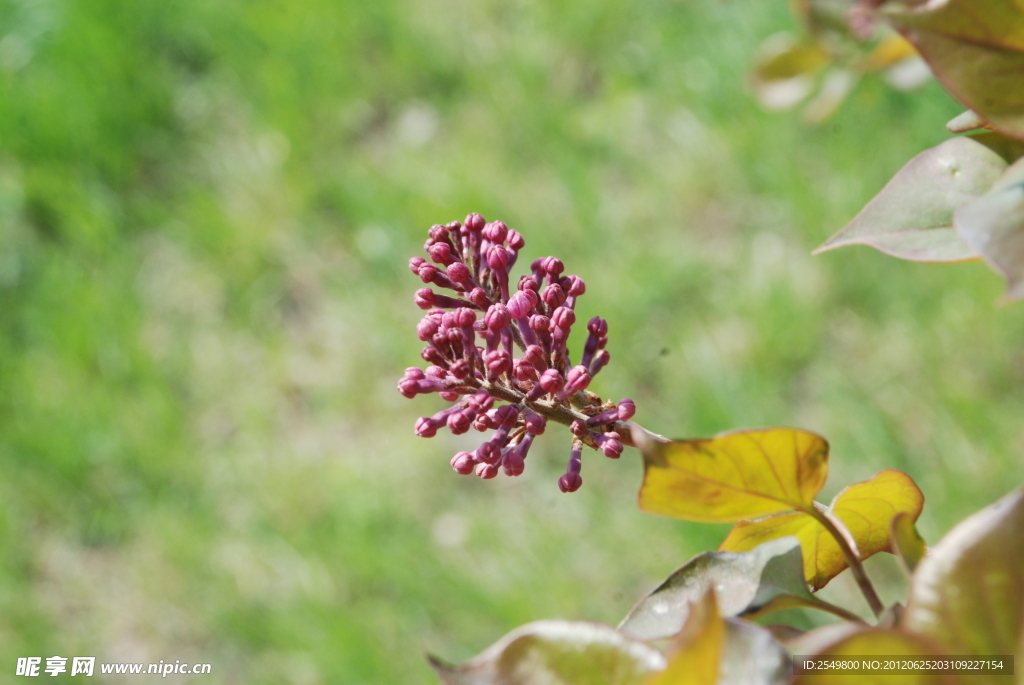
[1,0,1022,682]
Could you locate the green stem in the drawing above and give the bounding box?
[805,596,867,624]
[807,504,884,619]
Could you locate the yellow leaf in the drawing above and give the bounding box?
[859,34,918,72]
[720,470,924,590]
[636,428,829,523]
[890,511,927,574]
[645,589,723,685]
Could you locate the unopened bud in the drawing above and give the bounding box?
[451,452,475,475]
[483,221,508,243]
[428,242,454,265]
[475,462,499,479]
[507,230,525,250]
[465,213,486,232]
[447,262,471,284]
[487,244,510,271]
[617,399,636,421]
[543,284,566,309]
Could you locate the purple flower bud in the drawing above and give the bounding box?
[464,213,486,232]
[425,365,447,378]
[512,358,538,382]
[447,411,473,435]
[451,452,475,475]
[529,315,550,332]
[449,358,471,379]
[468,287,491,308]
[454,307,476,328]
[475,462,498,479]
[428,224,449,242]
[472,415,491,432]
[484,304,511,332]
[403,367,425,380]
[524,344,548,371]
[538,369,564,395]
[476,442,500,465]
[523,410,546,435]
[421,346,447,366]
[409,256,426,274]
[555,365,591,401]
[397,378,419,398]
[493,404,520,427]
[617,398,636,421]
[484,349,511,378]
[590,349,610,376]
[551,307,576,330]
[570,420,587,437]
[540,256,565,277]
[415,416,439,438]
[502,448,525,477]
[558,473,582,492]
[439,391,460,402]
[416,318,439,341]
[594,431,624,459]
[587,316,608,337]
[565,275,586,297]
[414,288,435,309]
[507,230,525,250]
[487,244,510,271]
[446,220,462,231]
[507,291,535,319]
[428,242,454,265]
[543,284,566,309]
[447,262,471,284]
[466,391,493,412]
[518,275,540,292]
[482,221,508,244]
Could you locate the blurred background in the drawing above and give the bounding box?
[1,0,1022,682]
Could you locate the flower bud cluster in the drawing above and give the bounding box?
[398,214,635,492]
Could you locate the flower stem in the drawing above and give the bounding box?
[807,503,884,619]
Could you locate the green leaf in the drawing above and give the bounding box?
[954,157,1024,301]
[890,511,926,574]
[905,486,1024,684]
[883,0,1024,140]
[720,470,925,590]
[428,621,666,685]
[815,136,1008,262]
[792,628,954,684]
[634,428,829,523]
[620,537,851,641]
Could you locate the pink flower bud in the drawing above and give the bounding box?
[518,275,540,292]
[451,452,475,475]
[447,261,471,284]
[507,230,525,250]
[538,369,564,395]
[507,291,535,319]
[617,399,636,421]
[428,224,449,242]
[414,288,435,309]
[487,244,510,271]
[468,287,490,308]
[543,284,566,309]
[409,256,426,274]
[447,411,472,435]
[570,420,587,437]
[415,417,439,438]
[513,358,538,382]
[493,404,520,427]
[482,221,508,243]
[439,391,460,402]
[449,358,470,379]
[416,318,439,341]
[502,451,525,477]
[484,303,512,330]
[428,242,454,265]
[475,462,498,479]
[551,306,576,330]
[524,410,546,435]
[565,275,585,297]
[464,213,486,232]
[558,473,582,493]
[540,256,564,276]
